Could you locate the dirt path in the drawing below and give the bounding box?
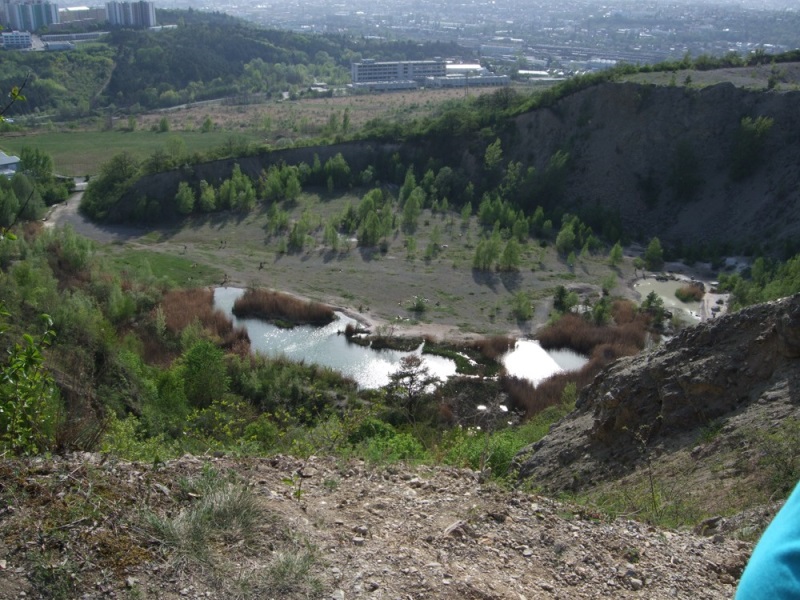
[45,191,147,243]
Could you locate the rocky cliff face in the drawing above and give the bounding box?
[115,69,800,251]
[516,293,800,493]
[506,80,800,252]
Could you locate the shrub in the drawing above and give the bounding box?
[675,284,704,303]
[0,308,60,455]
[362,431,426,462]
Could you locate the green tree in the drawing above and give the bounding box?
[198,180,216,212]
[158,116,170,133]
[484,137,503,171]
[18,147,54,182]
[399,166,416,206]
[555,221,576,255]
[460,202,472,228]
[644,237,664,271]
[358,212,382,247]
[219,164,255,211]
[499,237,521,271]
[0,308,58,455]
[405,236,417,260]
[402,187,424,233]
[592,296,611,325]
[181,340,228,409]
[553,285,578,313]
[473,227,502,270]
[80,152,141,221]
[175,181,195,215]
[387,355,439,422]
[324,153,351,190]
[641,290,666,324]
[609,241,624,266]
[323,221,340,251]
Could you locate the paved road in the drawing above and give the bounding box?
[44,192,146,243]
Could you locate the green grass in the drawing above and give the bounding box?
[0,129,263,176]
[107,248,222,287]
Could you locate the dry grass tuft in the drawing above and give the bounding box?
[233,288,335,326]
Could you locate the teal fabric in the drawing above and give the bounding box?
[736,483,800,599]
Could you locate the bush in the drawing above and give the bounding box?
[674,284,704,303]
[361,431,426,462]
[0,308,60,455]
[444,427,522,478]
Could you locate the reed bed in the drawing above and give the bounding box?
[536,301,649,355]
[232,288,335,326]
[508,301,650,419]
[160,288,250,352]
[467,335,516,361]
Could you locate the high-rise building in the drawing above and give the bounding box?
[105,0,155,28]
[3,0,59,31]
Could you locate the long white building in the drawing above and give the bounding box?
[1,29,32,48]
[351,60,447,84]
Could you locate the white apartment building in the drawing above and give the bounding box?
[1,29,32,48]
[351,60,447,84]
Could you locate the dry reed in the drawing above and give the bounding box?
[508,300,650,419]
[232,288,335,326]
[160,288,250,353]
[467,335,516,361]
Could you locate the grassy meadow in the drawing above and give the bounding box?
[0,129,264,176]
[0,86,503,176]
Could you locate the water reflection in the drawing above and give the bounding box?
[214,288,456,389]
[502,340,588,387]
[215,288,588,390]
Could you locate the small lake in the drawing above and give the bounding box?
[502,340,588,387]
[634,278,702,323]
[214,287,456,389]
[215,288,589,389]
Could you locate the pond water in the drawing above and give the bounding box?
[634,278,702,323]
[502,340,588,387]
[215,288,588,389]
[214,287,456,389]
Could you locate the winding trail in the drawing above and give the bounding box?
[44,189,146,242]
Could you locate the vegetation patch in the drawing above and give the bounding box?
[675,283,705,303]
[232,288,335,326]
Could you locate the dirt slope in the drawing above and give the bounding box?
[0,452,751,600]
